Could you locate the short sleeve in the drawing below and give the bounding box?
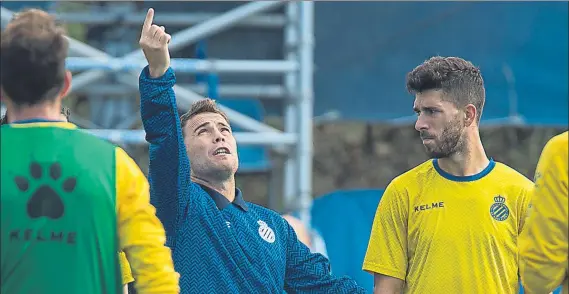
[362,182,409,281]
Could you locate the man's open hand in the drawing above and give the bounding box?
[139,8,171,78]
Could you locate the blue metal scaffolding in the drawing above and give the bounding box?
[0,1,315,225]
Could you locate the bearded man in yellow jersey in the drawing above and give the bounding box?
[520,131,568,294]
[363,56,533,294]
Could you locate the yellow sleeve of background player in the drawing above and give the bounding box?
[119,251,134,285]
[115,147,180,294]
[363,181,408,281]
[517,179,534,235]
[520,132,568,294]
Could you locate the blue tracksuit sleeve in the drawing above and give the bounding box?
[139,66,191,243]
[283,223,366,294]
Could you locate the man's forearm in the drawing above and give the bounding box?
[373,274,404,294]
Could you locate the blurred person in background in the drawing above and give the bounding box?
[2,107,136,294]
[520,131,568,294]
[363,56,533,294]
[0,9,178,294]
[282,214,312,247]
[282,214,329,258]
[138,8,365,293]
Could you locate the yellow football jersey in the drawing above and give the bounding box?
[363,158,533,294]
[520,131,568,294]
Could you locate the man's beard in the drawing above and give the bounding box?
[421,120,465,159]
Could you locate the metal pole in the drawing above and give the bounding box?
[1,5,291,146]
[283,2,300,211]
[0,7,14,27]
[68,1,286,107]
[65,37,111,59]
[125,1,285,61]
[65,57,297,74]
[76,84,286,99]
[2,7,108,58]
[297,1,315,227]
[114,74,286,136]
[55,12,286,28]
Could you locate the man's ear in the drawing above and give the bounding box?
[464,104,477,126]
[59,71,72,100]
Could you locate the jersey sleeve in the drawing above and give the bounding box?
[519,133,568,293]
[115,147,179,294]
[363,182,408,281]
[119,251,134,285]
[139,66,191,242]
[517,180,533,234]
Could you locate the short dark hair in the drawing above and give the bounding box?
[0,106,70,125]
[406,56,486,122]
[0,9,69,107]
[180,99,229,136]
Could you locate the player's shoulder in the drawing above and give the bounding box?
[70,128,127,153]
[491,161,533,189]
[543,131,568,156]
[74,128,115,145]
[70,129,136,168]
[390,159,435,188]
[549,131,568,145]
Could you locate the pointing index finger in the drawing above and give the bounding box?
[143,8,154,30]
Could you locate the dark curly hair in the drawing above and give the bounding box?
[0,106,70,125]
[406,56,486,123]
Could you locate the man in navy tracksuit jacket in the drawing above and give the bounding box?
[138,8,366,294]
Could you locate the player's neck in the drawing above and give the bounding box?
[5,101,62,123]
[437,131,489,177]
[192,176,236,202]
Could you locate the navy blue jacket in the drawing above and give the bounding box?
[139,66,366,293]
